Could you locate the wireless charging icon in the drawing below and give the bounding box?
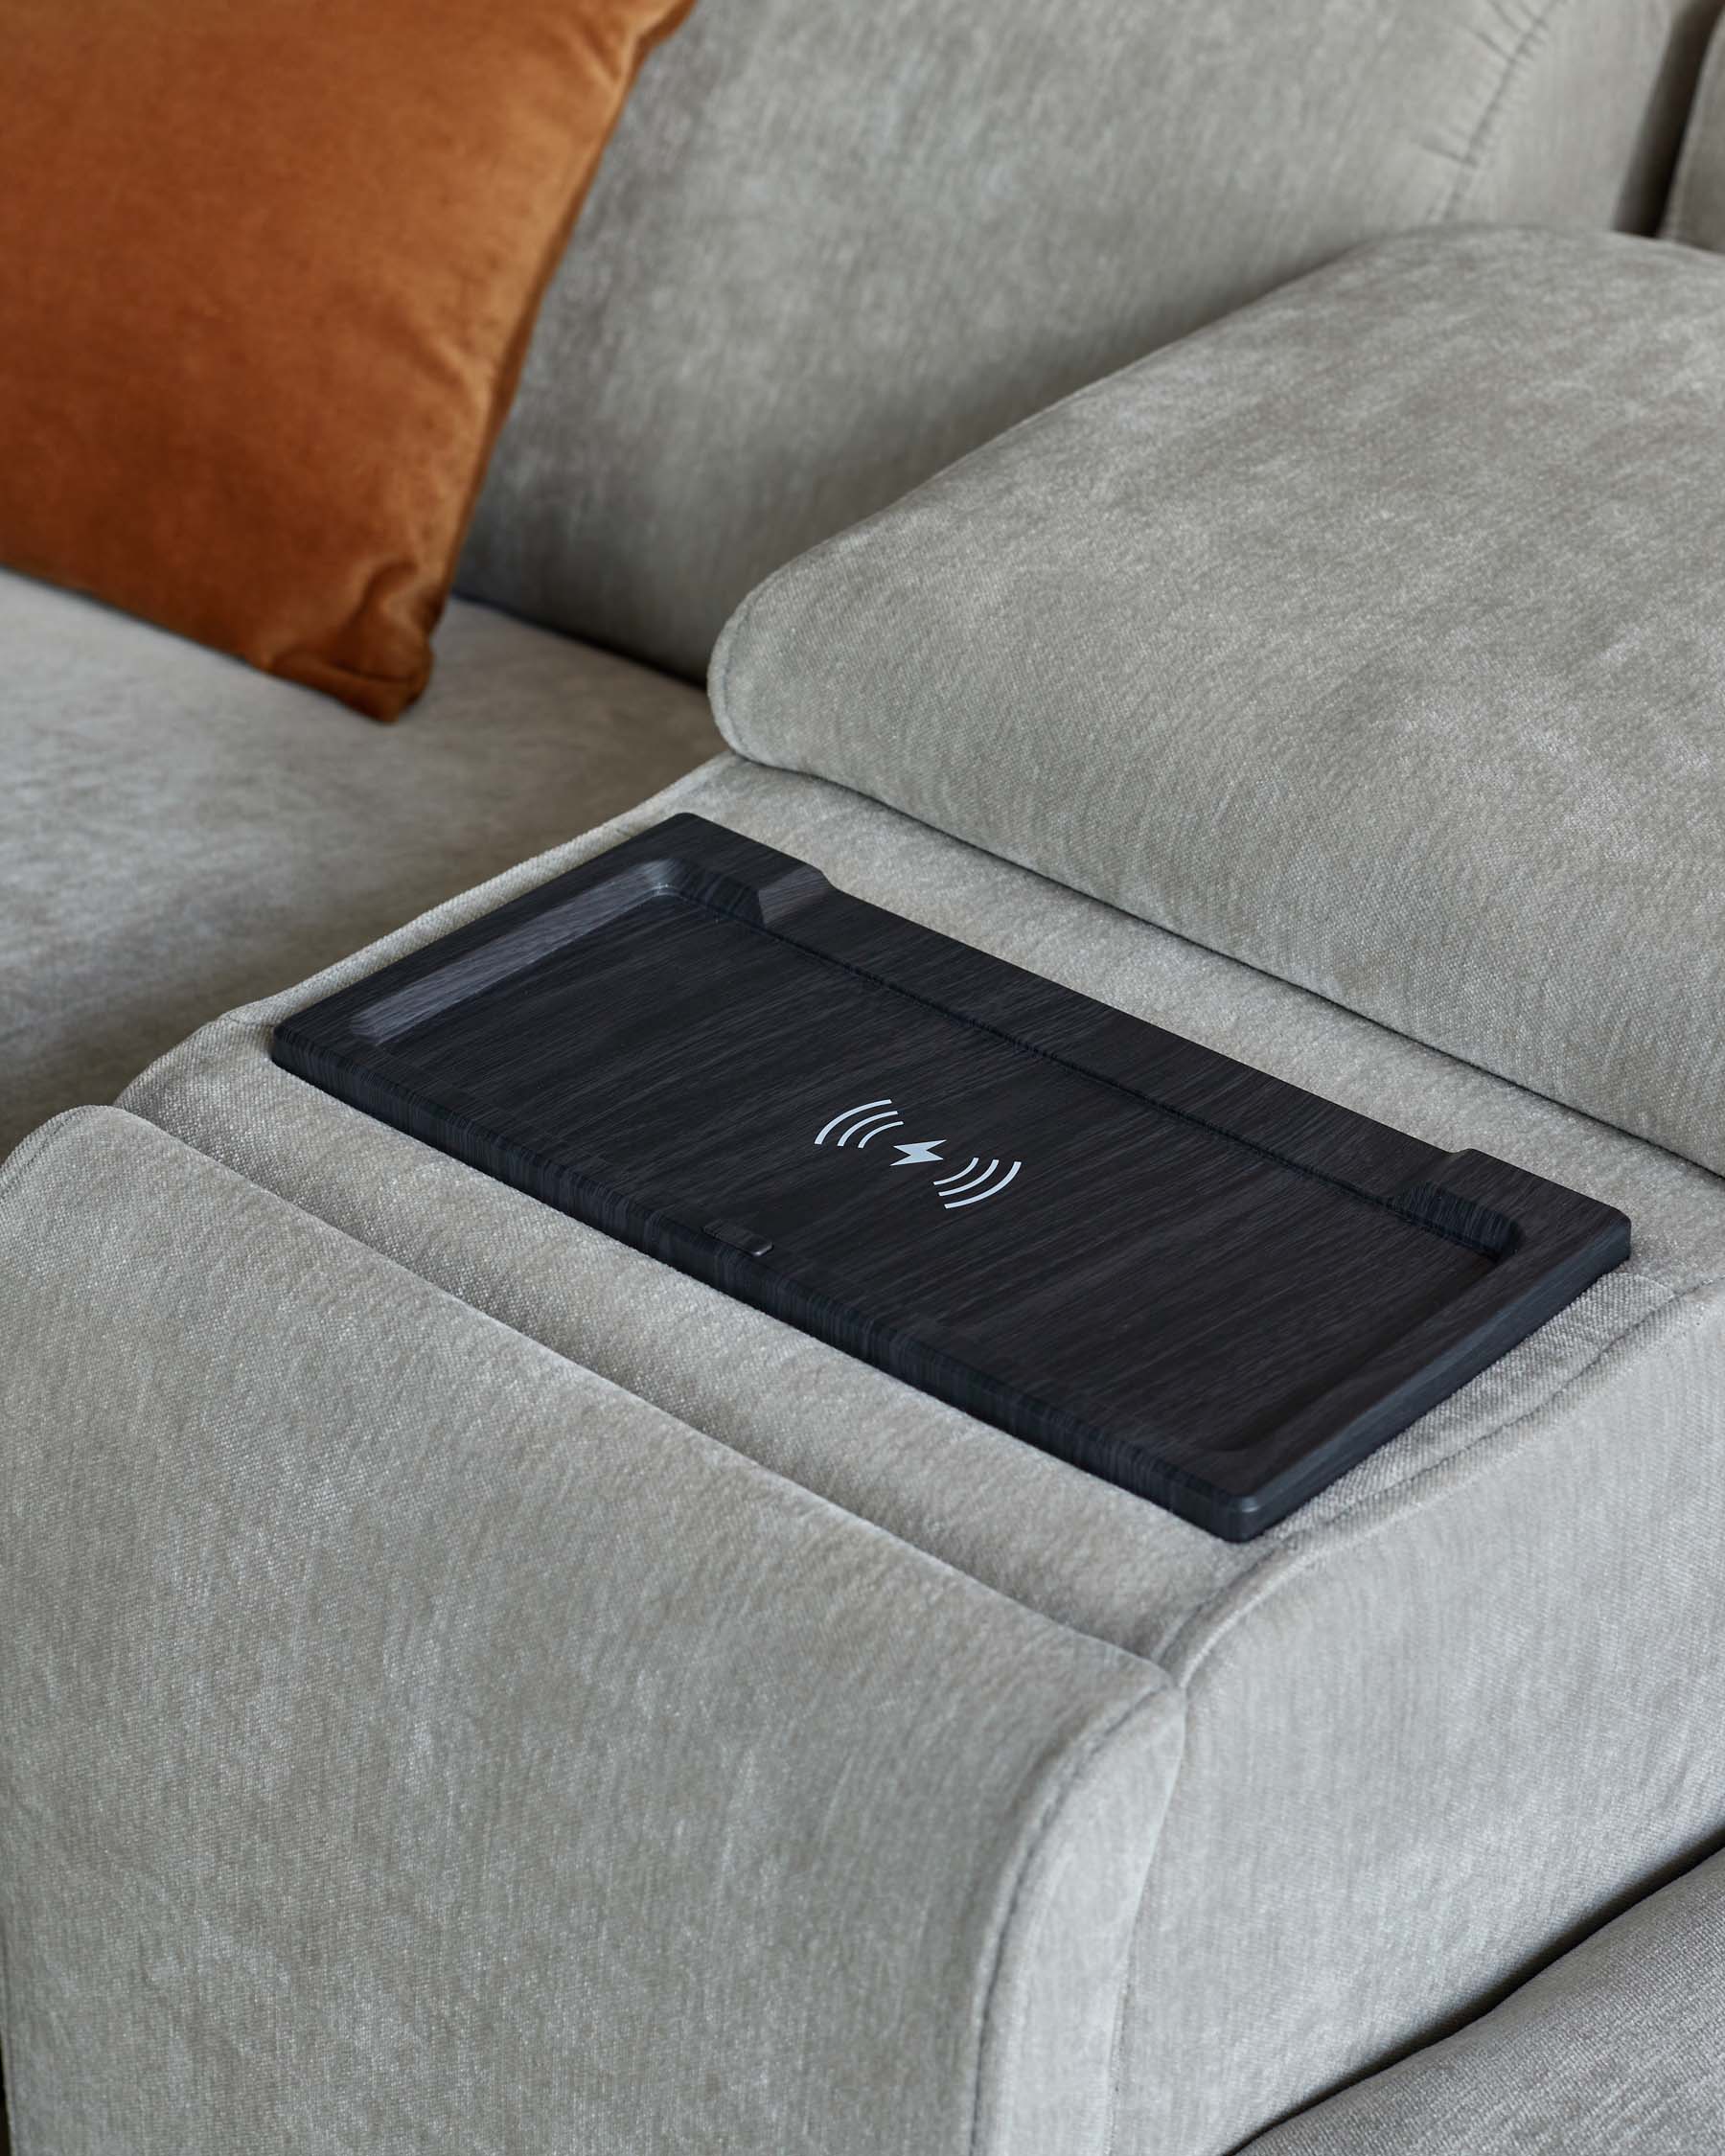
[814,1098,903,1149]
[815,1097,1023,1209]
[931,1156,1021,1208]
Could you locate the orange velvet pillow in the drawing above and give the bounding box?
[0,0,692,719]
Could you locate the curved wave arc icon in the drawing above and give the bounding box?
[814,1100,1022,1209]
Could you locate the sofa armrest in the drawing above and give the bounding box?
[0,1110,1181,2156]
[712,225,1725,1181]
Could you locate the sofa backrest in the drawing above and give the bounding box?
[459,0,1722,681]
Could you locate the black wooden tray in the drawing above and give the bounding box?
[273,814,1629,1539]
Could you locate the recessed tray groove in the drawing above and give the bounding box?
[272,814,1630,1540]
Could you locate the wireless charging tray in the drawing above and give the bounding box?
[273,814,1629,1540]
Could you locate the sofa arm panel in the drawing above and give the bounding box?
[0,1110,1181,2156]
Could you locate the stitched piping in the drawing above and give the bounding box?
[1094,1691,1189,2156]
[967,1682,1182,2156]
[1441,0,1579,222]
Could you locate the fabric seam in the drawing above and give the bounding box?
[0,1892,17,2156]
[1440,0,1576,222]
[1095,1692,1189,2156]
[967,1682,1180,2156]
[1162,1267,1719,1682]
[0,1109,107,1207]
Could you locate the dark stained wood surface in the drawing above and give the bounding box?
[274,814,1630,1539]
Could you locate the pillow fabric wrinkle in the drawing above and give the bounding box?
[0,0,694,721]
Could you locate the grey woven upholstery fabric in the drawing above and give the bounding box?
[0,572,718,1158]
[122,754,1725,2156]
[1244,1849,1725,2155]
[0,1107,1181,2156]
[713,226,1725,1183]
[458,0,1721,677]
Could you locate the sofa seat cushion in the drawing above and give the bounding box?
[1244,1848,1725,2155]
[0,572,717,1157]
[712,227,1725,1181]
[122,753,1725,2156]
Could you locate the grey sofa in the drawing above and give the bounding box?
[6,3,1725,2150]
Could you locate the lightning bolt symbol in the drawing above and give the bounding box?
[891,1138,947,1167]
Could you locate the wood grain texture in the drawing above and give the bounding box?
[273,814,1630,1539]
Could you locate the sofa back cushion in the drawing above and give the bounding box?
[459,0,1723,679]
